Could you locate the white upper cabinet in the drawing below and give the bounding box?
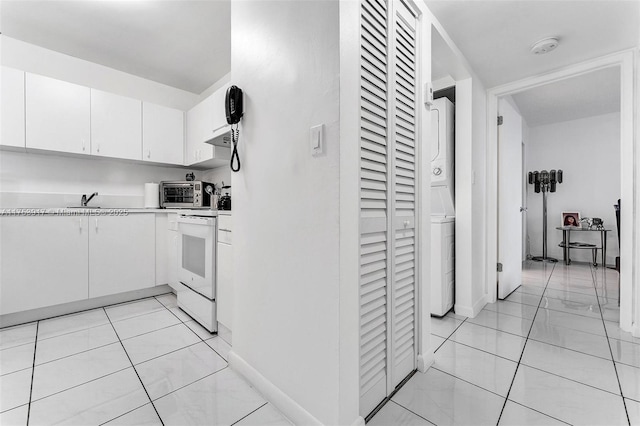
[142,102,184,165]
[91,89,142,160]
[1,66,26,148]
[185,84,231,167]
[26,73,90,154]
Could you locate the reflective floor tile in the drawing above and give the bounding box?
[605,321,640,345]
[430,316,464,338]
[111,309,181,340]
[392,368,504,426]
[0,342,34,376]
[504,291,541,307]
[430,334,446,352]
[445,311,468,321]
[367,401,431,426]
[528,320,611,359]
[121,323,200,365]
[0,323,36,351]
[449,321,526,361]
[29,368,149,425]
[609,338,640,368]
[205,336,232,361]
[599,304,620,322]
[515,285,546,297]
[483,300,537,320]
[234,403,294,426]
[0,368,32,412]
[534,308,606,336]
[498,401,567,425]
[38,309,109,340]
[434,340,517,396]
[31,342,130,401]
[545,280,596,297]
[0,404,28,425]
[154,368,266,425]
[35,323,118,365]
[103,403,162,425]
[105,298,166,323]
[154,293,178,309]
[538,295,601,319]
[509,365,628,425]
[543,288,599,306]
[136,342,227,400]
[520,339,620,394]
[615,362,640,401]
[626,398,640,425]
[466,310,533,338]
[184,320,215,340]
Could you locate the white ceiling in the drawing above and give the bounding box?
[425,0,639,89]
[511,67,620,127]
[0,0,231,94]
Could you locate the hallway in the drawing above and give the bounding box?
[370,261,639,425]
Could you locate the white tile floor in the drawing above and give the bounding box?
[1,262,637,425]
[369,261,639,426]
[0,293,292,426]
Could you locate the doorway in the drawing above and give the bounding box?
[488,52,634,332]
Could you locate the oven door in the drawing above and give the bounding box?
[177,216,216,299]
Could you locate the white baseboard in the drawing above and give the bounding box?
[229,351,323,426]
[351,416,366,426]
[0,285,171,328]
[417,351,435,373]
[454,296,486,318]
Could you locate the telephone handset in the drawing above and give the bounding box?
[225,86,243,172]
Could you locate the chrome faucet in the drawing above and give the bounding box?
[81,192,98,206]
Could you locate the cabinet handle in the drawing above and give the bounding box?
[79,218,83,233]
[82,139,86,151]
[147,150,151,159]
[95,218,98,232]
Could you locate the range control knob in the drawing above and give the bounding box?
[433,167,443,176]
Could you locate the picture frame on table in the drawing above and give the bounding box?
[562,212,580,227]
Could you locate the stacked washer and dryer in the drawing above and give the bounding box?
[430,97,456,317]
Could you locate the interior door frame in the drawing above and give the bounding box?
[485,50,637,335]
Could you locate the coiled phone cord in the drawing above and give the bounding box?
[230,125,240,172]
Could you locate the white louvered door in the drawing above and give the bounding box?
[359,0,419,418]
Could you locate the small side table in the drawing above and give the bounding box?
[556,226,610,267]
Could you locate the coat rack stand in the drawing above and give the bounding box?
[529,169,563,263]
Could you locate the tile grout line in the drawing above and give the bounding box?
[25,321,39,426]
[229,402,269,425]
[495,262,556,425]
[102,307,165,426]
[591,264,631,426]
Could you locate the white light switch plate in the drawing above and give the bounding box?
[310,124,324,156]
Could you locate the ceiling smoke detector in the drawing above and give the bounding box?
[530,37,559,55]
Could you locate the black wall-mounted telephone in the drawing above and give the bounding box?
[225,86,243,172]
[226,86,243,125]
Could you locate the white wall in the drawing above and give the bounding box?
[1,36,199,110]
[526,112,621,265]
[0,150,194,208]
[229,1,342,425]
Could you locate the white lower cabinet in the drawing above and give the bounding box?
[89,215,155,298]
[167,214,180,291]
[216,215,233,331]
[0,216,89,315]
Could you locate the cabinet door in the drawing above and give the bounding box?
[142,102,184,165]
[185,97,213,165]
[26,73,90,154]
[91,89,142,160]
[1,66,26,148]
[0,216,89,315]
[89,215,155,298]
[216,241,233,330]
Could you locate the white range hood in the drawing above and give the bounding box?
[206,124,232,148]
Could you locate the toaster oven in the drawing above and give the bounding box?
[160,181,214,208]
